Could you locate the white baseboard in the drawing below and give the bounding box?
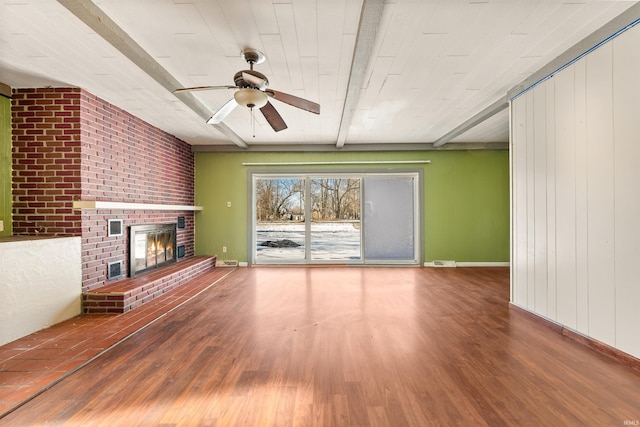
[456,262,510,267]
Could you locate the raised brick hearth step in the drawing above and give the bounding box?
[82,256,217,314]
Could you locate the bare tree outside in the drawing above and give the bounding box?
[255,178,305,221]
[310,178,360,221]
[255,177,360,222]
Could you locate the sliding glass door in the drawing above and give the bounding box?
[252,172,419,265]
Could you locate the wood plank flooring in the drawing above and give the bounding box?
[0,266,235,416]
[1,267,640,426]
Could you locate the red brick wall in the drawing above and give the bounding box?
[78,91,195,291]
[12,88,195,292]
[80,91,194,204]
[11,88,82,235]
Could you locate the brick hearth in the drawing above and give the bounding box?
[82,256,216,314]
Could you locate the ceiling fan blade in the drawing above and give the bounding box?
[265,89,320,114]
[260,101,287,132]
[173,85,237,93]
[242,72,268,89]
[207,98,238,125]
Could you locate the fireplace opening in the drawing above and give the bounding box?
[129,223,177,277]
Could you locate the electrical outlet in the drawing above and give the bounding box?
[227,201,231,207]
[222,246,227,253]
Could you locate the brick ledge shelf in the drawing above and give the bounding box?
[73,200,203,211]
[83,256,217,314]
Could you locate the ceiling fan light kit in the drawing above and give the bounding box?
[234,88,268,109]
[175,48,320,133]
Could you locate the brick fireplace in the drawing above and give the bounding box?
[11,88,197,292]
[129,223,177,277]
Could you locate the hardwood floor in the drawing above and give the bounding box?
[1,267,639,426]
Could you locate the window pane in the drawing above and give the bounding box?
[255,177,306,262]
[310,178,361,261]
[363,176,415,261]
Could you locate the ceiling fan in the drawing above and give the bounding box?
[174,48,320,132]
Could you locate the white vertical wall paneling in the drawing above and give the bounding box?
[511,23,640,359]
[574,57,590,334]
[533,84,548,316]
[512,96,529,306]
[526,91,537,308]
[545,79,557,320]
[585,42,616,347]
[509,100,514,303]
[554,66,578,330]
[612,25,640,357]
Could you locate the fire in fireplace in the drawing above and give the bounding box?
[129,223,177,277]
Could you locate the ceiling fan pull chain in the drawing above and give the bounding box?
[251,107,256,138]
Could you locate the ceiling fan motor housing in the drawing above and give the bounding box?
[242,49,263,65]
[234,70,268,89]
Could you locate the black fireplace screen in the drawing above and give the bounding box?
[129,223,177,277]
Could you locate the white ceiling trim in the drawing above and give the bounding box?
[432,96,509,148]
[336,0,386,149]
[507,2,640,100]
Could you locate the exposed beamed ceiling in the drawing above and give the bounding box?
[1,0,638,150]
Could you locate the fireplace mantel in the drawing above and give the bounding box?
[73,201,203,211]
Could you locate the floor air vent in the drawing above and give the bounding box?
[217,260,238,267]
[432,260,456,267]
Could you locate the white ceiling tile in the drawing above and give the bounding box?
[292,0,319,57]
[273,3,304,90]
[317,0,353,76]
[249,0,280,34]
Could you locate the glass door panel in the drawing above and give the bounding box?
[363,175,417,262]
[310,178,361,261]
[254,177,306,263]
[146,233,157,268]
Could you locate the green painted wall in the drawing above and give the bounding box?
[194,150,509,264]
[0,96,11,236]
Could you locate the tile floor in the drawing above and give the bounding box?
[0,267,235,418]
